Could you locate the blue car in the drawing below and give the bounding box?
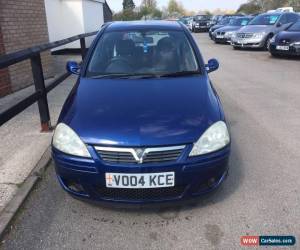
[52,21,231,204]
[269,21,300,57]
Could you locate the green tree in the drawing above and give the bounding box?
[167,0,185,15]
[289,0,300,11]
[141,0,157,9]
[123,0,135,11]
[237,2,261,14]
[139,0,162,19]
[236,0,297,14]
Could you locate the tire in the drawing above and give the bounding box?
[264,35,272,51]
[233,46,240,50]
[270,52,279,58]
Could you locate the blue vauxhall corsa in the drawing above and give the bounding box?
[52,21,231,204]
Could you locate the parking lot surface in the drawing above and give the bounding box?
[1,33,300,250]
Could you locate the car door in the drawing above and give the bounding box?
[276,14,290,31]
[286,13,299,26]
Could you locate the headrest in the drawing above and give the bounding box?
[116,39,135,56]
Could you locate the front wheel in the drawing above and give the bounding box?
[264,35,272,51]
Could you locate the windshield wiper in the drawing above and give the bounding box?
[89,73,161,79]
[159,71,201,78]
[89,73,136,79]
[89,71,200,79]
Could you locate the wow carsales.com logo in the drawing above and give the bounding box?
[241,236,296,246]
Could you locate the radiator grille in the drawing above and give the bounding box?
[237,32,253,39]
[95,145,185,164]
[96,186,186,201]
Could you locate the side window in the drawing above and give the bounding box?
[279,14,288,24]
[287,14,299,23]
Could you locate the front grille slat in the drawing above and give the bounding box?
[96,186,185,201]
[237,32,253,39]
[95,146,185,164]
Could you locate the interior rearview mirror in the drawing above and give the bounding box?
[205,58,219,73]
[66,61,80,75]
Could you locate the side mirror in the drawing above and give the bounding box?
[276,22,282,27]
[205,58,219,73]
[66,61,80,75]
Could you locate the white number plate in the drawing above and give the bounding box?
[105,172,175,189]
[216,35,224,39]
[276,45,289,51]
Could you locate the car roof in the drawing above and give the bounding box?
[105,21,183,32]
[260,12,283,16]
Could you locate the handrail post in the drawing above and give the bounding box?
[30,53,51,132]
[80,37,86,60]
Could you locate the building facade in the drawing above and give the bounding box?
[0,0,53,97]
[0,0,112,97]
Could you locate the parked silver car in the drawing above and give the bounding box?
[231,12,300,49]
[213,17,253,44]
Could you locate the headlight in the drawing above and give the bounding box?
[225,31,234,38]
[52,123,91,157]
[189,121,230,157]
[291,41,300,46]
[253,32,265,39]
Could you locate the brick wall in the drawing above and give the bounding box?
[0,0,53,95]
[0,23,11,96]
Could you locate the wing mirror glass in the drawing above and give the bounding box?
[66,61,80,75]
[205,58,219,73]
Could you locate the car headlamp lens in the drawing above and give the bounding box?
[225,31,233,38]
[52,123,91,157]
[253,32,265,39]
[291,41,300,46]
[189,121,230,157]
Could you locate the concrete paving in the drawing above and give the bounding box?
[1,34,300,250]
[0,55,80,212]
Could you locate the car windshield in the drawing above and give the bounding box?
[230,18,252,26]
[249,14,280,25]
[220,18,231,25]
[194,16,210,21]
[288,21,300,31]
[86,30,199,78]
[179,18,188,24]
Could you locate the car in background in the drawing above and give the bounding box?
[269,20,300,56]
[52,21,231,204]
[213,16,253,44]
[179,16,193,31]
[209,15,223,27]
[231,12,300,50]
[209,16,238,40]
[192,15,212,32]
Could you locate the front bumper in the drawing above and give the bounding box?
[269,43,300,56]
[231,37,265,48]
[194,26,210,32]
[52,145,230,204]
[214,36,231,44]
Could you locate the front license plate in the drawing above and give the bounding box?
[276,45,289,51]
[105,172,175,189]
[216,35,224,39]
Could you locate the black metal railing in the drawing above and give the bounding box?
[0,31,97,131]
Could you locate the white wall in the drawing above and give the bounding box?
[82,0,104,47]
[44,0,104,50]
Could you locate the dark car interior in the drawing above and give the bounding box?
[87,31,198,76]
